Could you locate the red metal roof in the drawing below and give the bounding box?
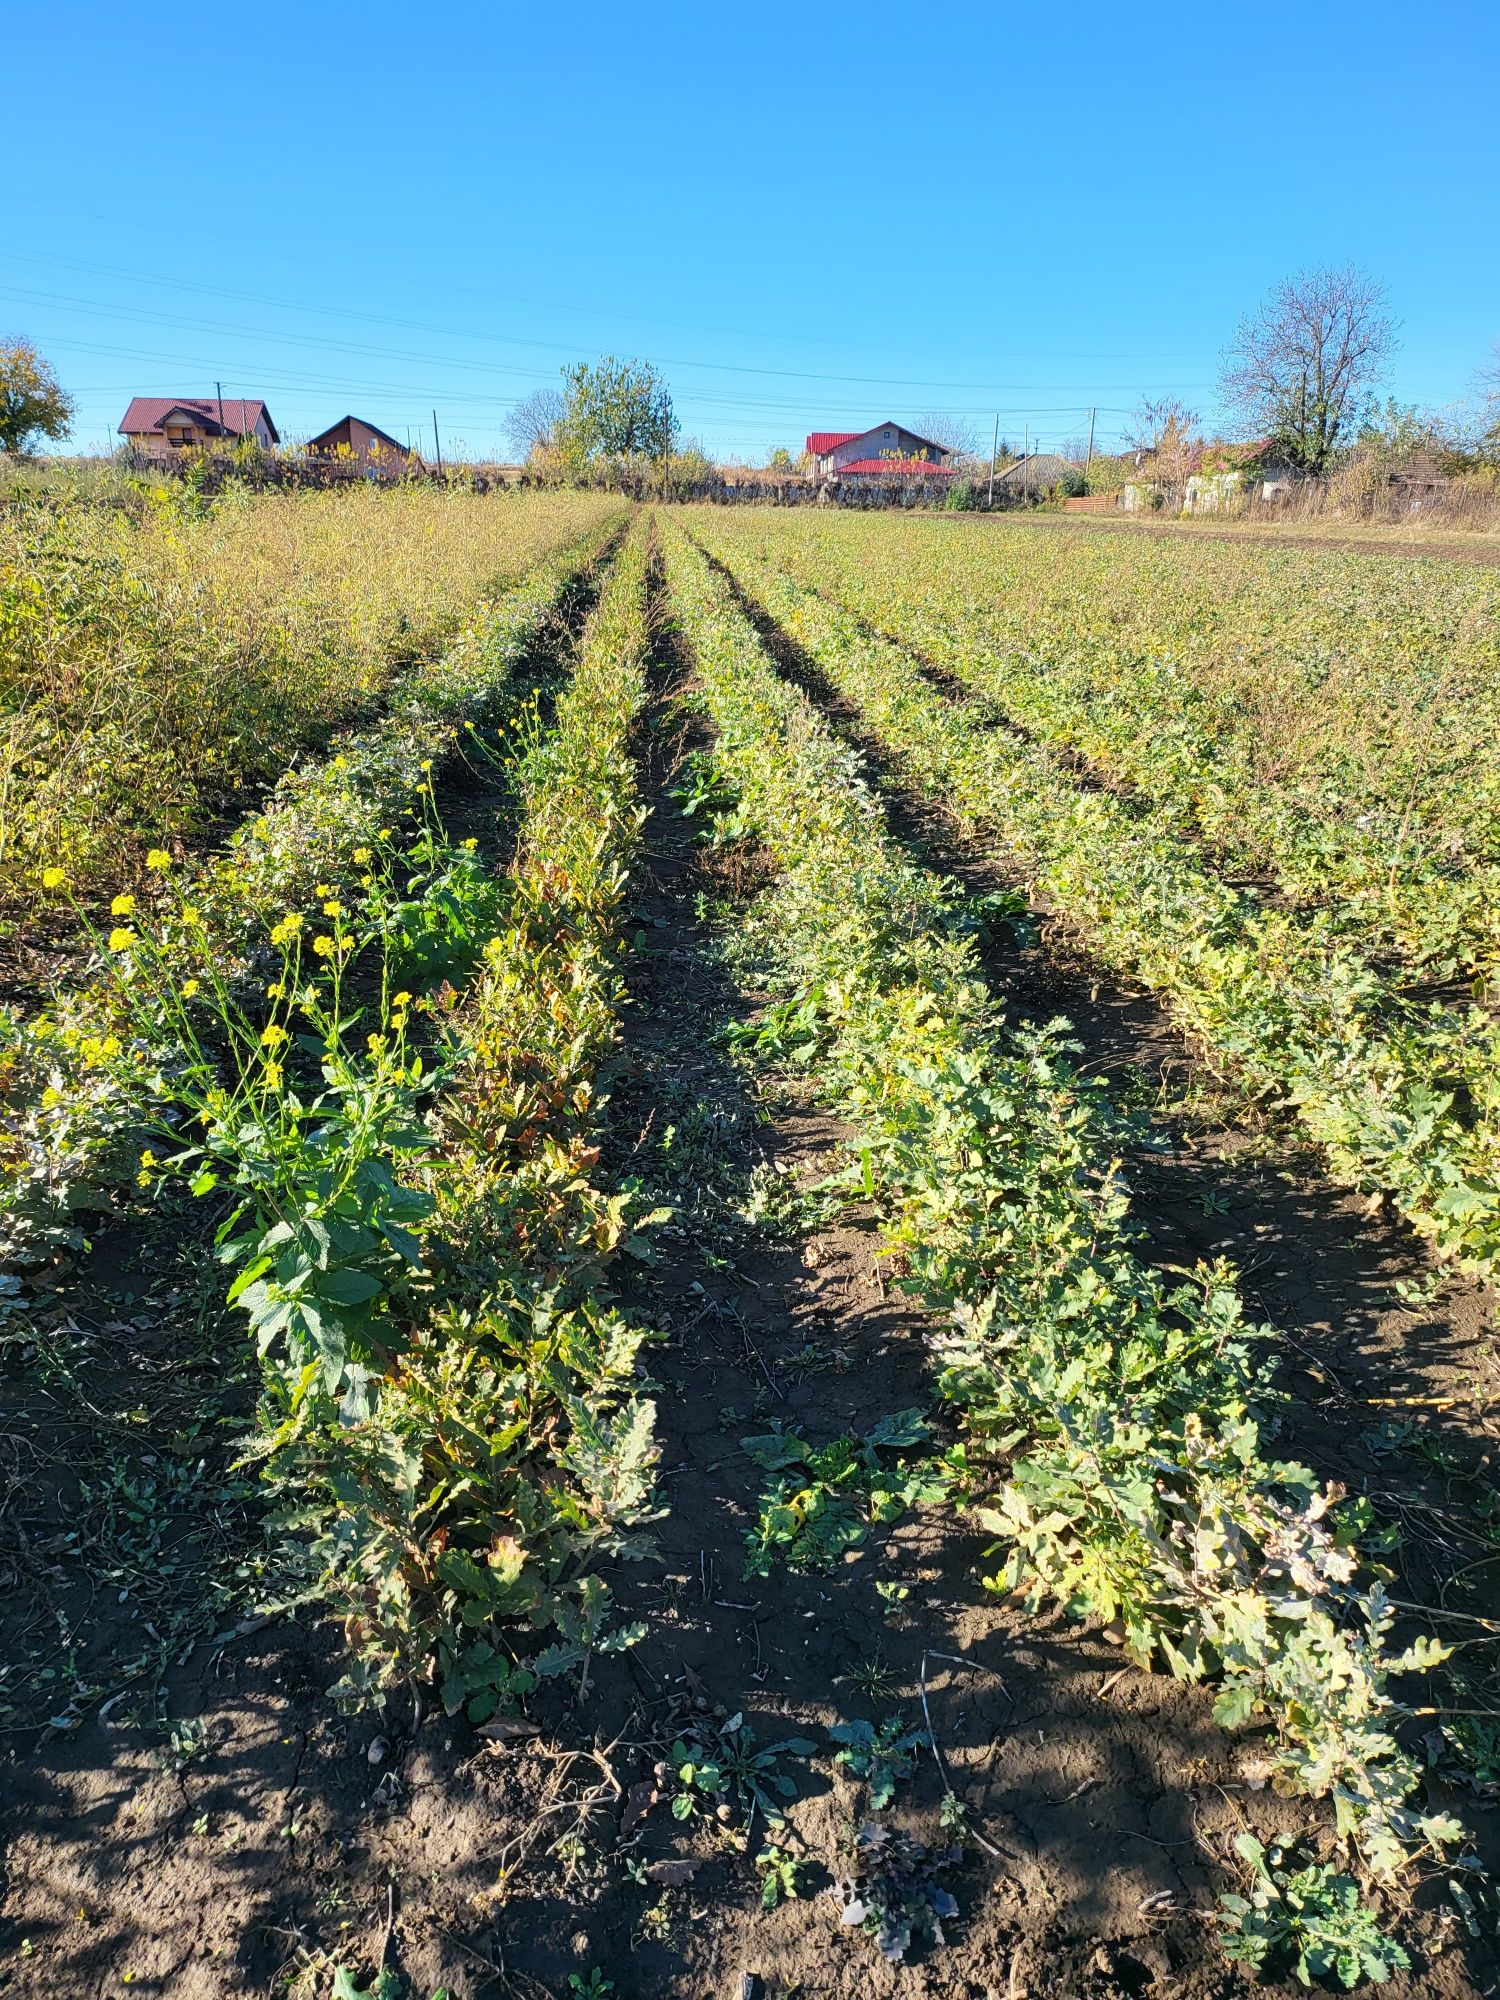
[806,431,860,454]
[119,396,279,442]
[836,458,958,477]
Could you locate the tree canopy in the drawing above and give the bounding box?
[555,356,676,466]
[0,338,74,456]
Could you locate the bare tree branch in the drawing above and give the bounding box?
[503,387,565,461]
[1220,266,1397,473]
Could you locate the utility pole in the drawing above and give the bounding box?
[1084,406,1096,487]
[987,413,999,509]
[215,380,226,436]
[432,410,443,478]
[1023,423,1028,461]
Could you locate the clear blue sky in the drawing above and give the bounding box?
[6,0,1497,463]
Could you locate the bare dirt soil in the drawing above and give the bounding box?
[2,575,1496,2000]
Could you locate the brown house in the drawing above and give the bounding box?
[305,415,422,481]
[119,397,279,452]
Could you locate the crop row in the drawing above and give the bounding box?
[0,484,620,903]
[663,519,1464,1914]
[694,527,1500,1280]
[701,511,1500,984]
[88,524,658,1715]
[0,515,624,1273]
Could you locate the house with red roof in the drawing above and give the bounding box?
[805,422,953,480]
[119,396,279,454]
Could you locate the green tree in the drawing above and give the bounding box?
[0,337,74,455]
[767,447,793,473]
[555,356,676,466]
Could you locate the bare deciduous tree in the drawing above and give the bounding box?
[1220,266,1397,474]
[503,386,565,461]
[913,412,986,464]
[1479,339,1500,419]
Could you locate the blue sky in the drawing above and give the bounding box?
[6,0,1497,463]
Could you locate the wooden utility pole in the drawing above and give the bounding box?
[432,410,443,478]
[987,413,999,508]
[1084,406,1096,487]
[215,380,226,435]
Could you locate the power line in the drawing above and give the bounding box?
[0,241,1221,373]
[0,279,1222,402]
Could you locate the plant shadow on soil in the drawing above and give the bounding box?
[692,547,1500,1987]
[1,548,1496,2000]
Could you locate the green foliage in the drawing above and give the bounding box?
[740,1411,948,1576]
[1218,1836,1411,1989]
[661,521,1467,1939]
[556,355,676,467]
[701,522,1500,1279]
[669,1712,816,1828]
[1,526,621,1274]
[755,1841,806,1908]
[829,1716,924,1809]
[566,1972,613,1999]
[0,335,73,454]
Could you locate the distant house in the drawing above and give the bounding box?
[1180,439,1300,513]
[305,415,422,481]
[994,452,1073,497]
[806,422,954,480]
[119,397,279,453]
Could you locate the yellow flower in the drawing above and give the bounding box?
[269,913,304,947]
[392,991,413,1007]
[461,837,478,852]
[140,1149,157,1169]
[419,758,433,773]
[315,884,333,899]
[353,847,372,865]
[262,1061,284,1089]
[42,866,67,891]
[180,979,200,999]
[266,981,286,1000]
[41,1085,62,1108]
[145,849,172,872]
[312,934,336,958]
[260,1023,289,1048]
[322,900,343,919]
[181,905,203,928]
[110,893,136,918]
[108,927,137,951]
[367,1032,388,1054]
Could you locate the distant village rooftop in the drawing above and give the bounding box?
[119,397,279,449]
